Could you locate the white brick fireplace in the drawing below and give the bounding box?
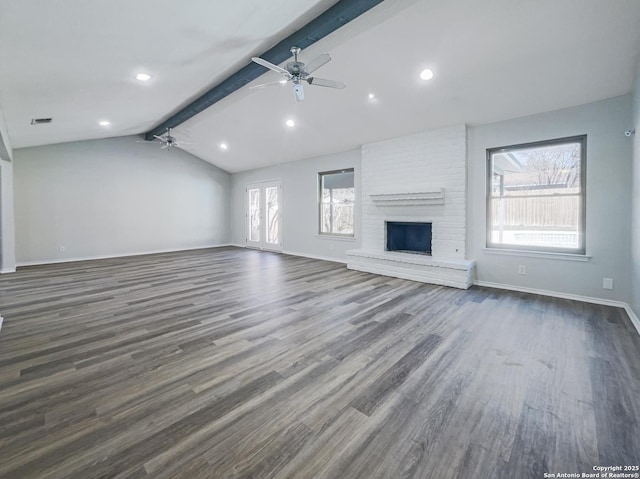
[347,124,475,289]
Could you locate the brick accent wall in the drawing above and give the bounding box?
[360,124,467,259]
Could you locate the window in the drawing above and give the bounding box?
[487,135,586,254]
[319,169,355,236]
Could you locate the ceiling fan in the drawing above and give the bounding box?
[251,46,345,101]
[142,128,188,150]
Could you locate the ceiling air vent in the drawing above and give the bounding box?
[30,118,52,125]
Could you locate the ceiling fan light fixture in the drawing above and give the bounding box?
[292,82,304,101]
[250,47,344,102]
[420,69,434,81]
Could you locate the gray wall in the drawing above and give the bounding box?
[631,63,640,317]
[14,136,231,264]
[0,105,16,272]
[468,95,633,302]
[231,149,361,262]
[0,159,15,272]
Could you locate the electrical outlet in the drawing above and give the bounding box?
[603,278,614,290]
[518,265,526,275]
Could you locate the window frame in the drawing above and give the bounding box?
[486,135,587,255]
[318,168,355,238]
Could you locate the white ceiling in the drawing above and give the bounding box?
[1,0,639,173]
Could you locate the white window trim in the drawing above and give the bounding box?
[483,247,591,262]
[486,135,587,255]
[315,234,356,241]
[318,168,355,238]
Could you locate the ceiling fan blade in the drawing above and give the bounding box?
[251,57,289,75]
[249,80,289,90]
[306,77,346,89]
[153,135,166,141]
[303,53,331,74]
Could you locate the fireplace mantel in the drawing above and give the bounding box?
[370,189,445,206]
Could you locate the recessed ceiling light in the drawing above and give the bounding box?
[285,119,295,128]
[136,73,151,82]
[368,93,376,100]
[99,120,111,126]
[279,79,288,84]
[219,143,228,150]
[420,69,434,81]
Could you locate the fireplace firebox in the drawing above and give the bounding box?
[385,221,432,255]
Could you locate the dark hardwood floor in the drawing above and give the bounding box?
[0,246,639,479]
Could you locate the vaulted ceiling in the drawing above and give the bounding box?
[1,0,639,173]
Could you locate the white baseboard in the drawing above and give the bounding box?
[230,243,347,264]
[283,250,347,264]
[473,280,625,307]
[474,280,640,336]
[0,268,16,274]
[624,305,640,337]
[16,244,233,268]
